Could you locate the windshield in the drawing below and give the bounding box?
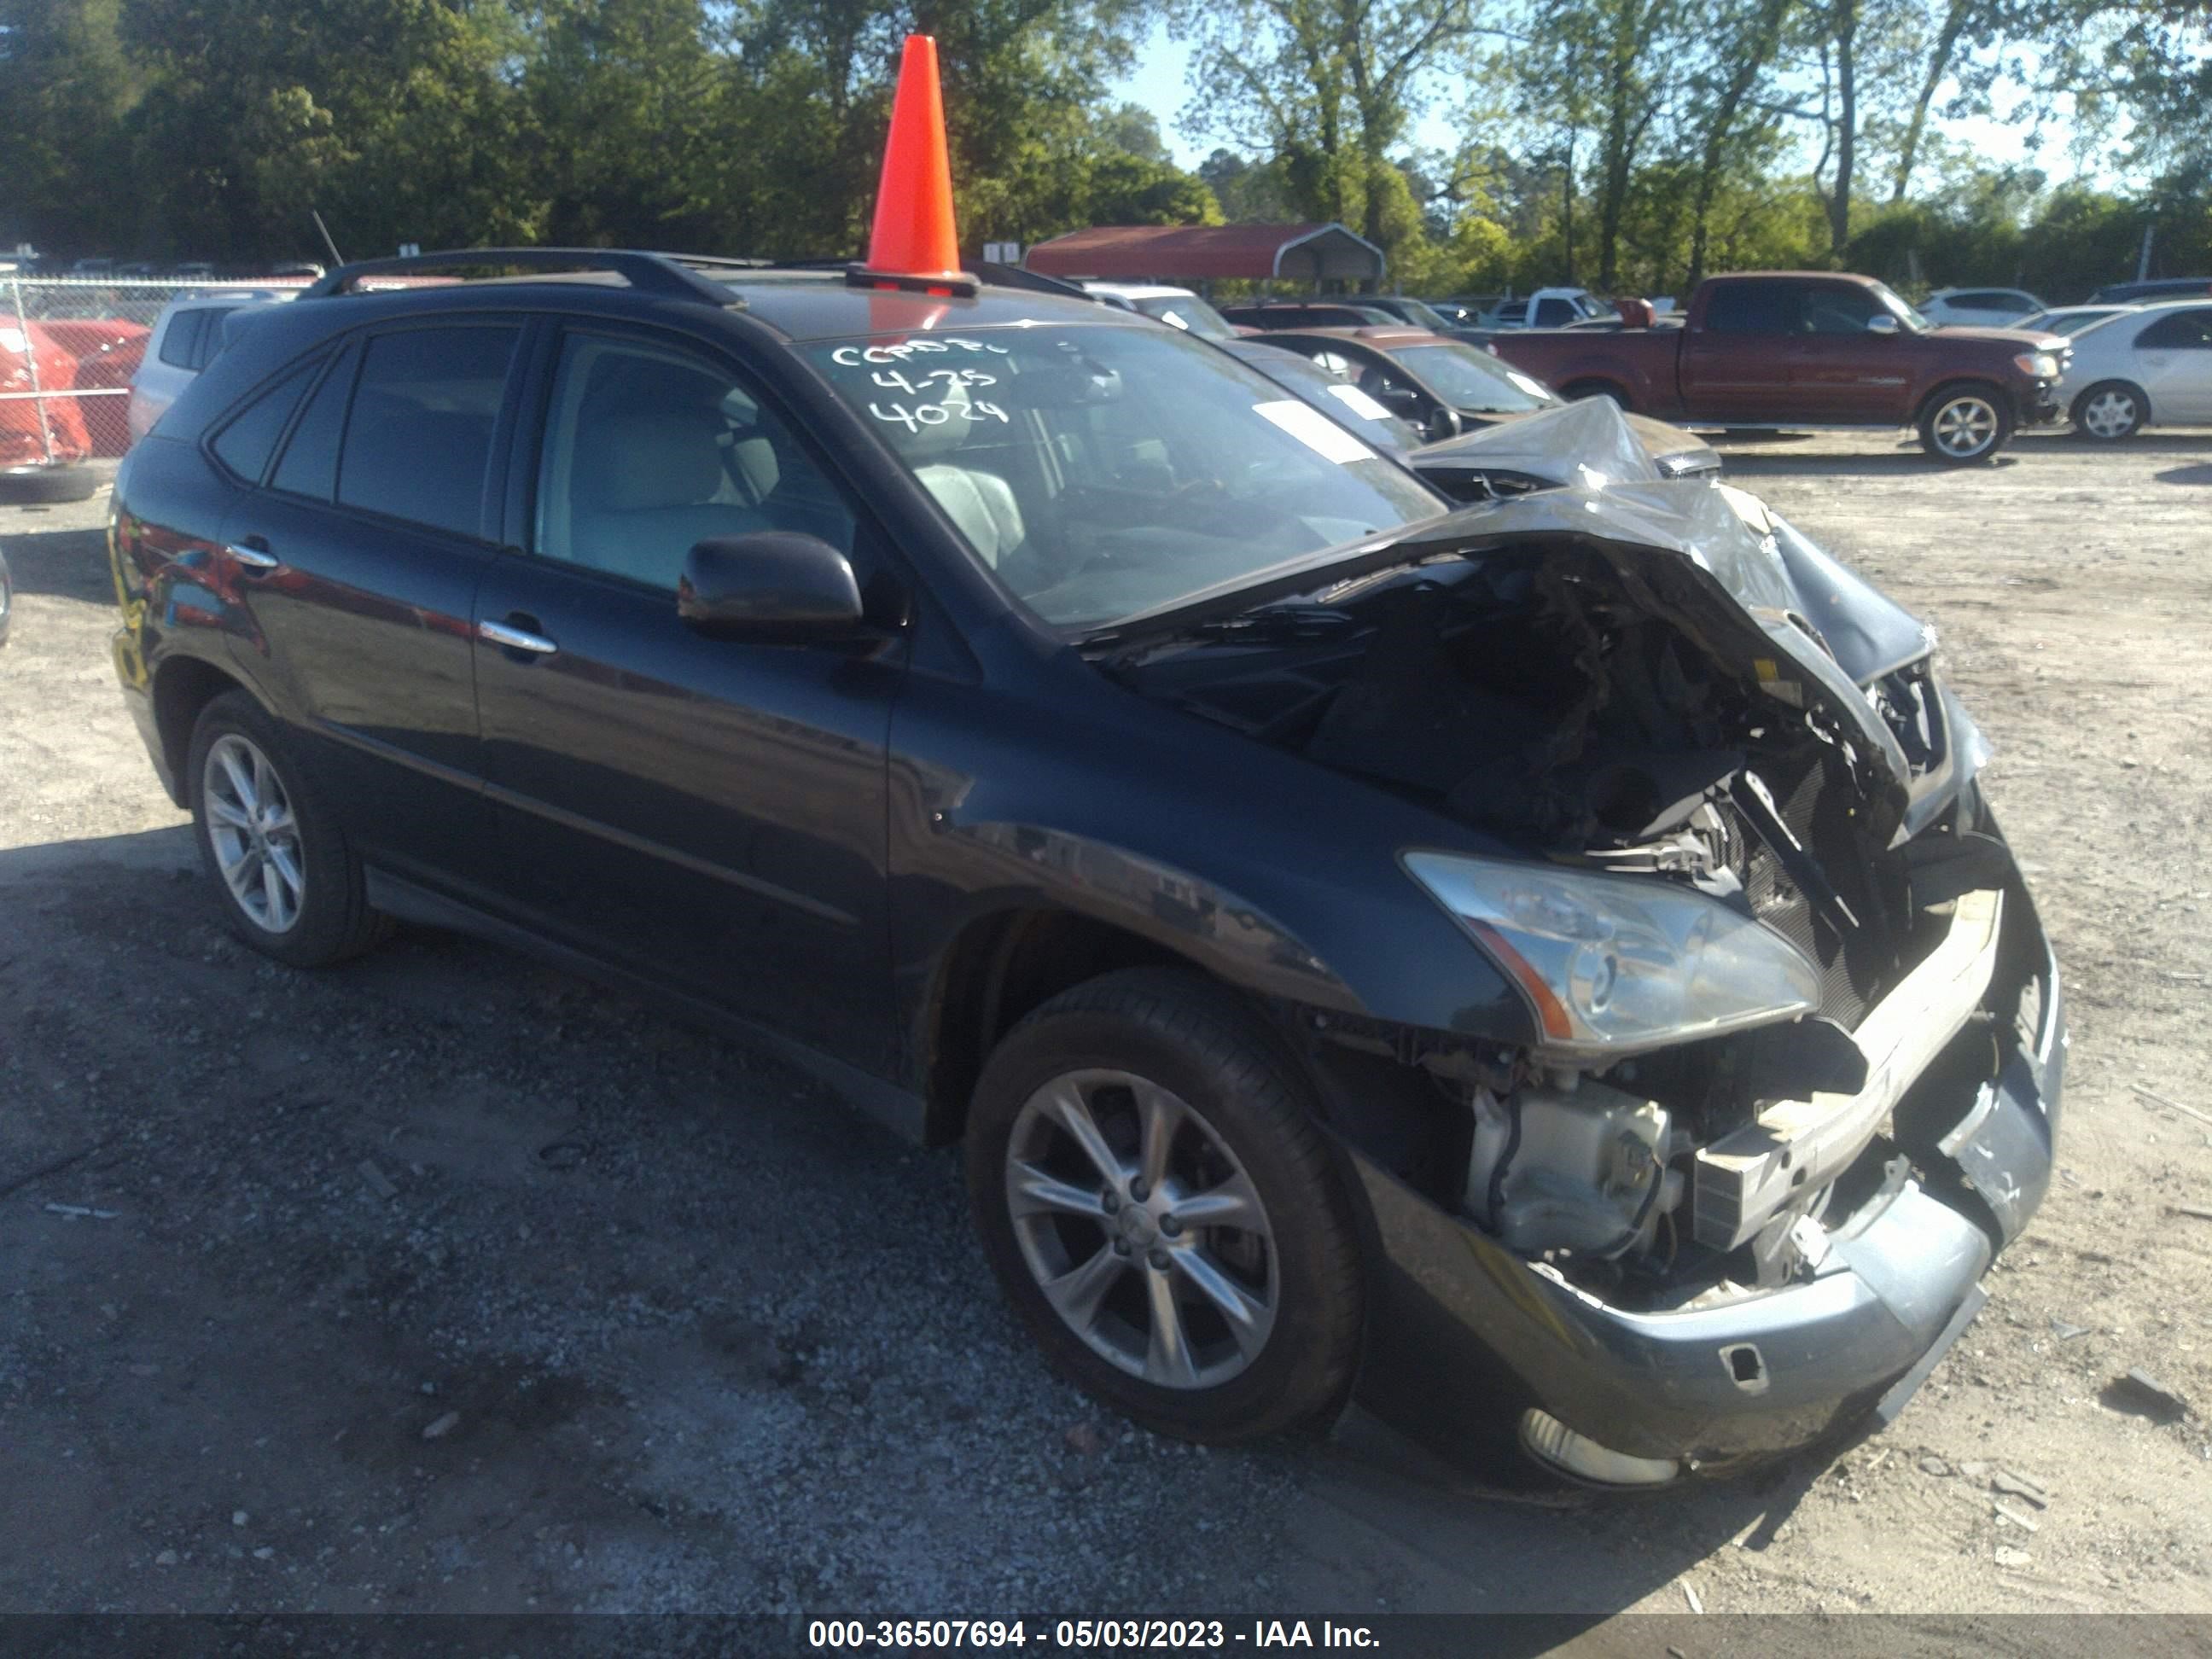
[2021,307,2115,336]
[1131,294,1237,340]
[806,323,1447,631]
[1231,346,1422,452]
[1382,298,1455,333]
[1387,341,1557,414]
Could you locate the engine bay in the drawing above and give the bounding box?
[1108,535,2020,1306]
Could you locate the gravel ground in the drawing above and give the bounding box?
[2,428,2209,1630]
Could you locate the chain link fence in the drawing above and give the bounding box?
[2,273,304,472]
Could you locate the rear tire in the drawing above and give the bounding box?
[2071,380,2147,441]
[0,462,98,504]
[964,968,1363,1444]
[1917,382,2012,463]
[186,690,389,968]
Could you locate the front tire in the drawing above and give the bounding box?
[2072,380,2147,441]
[1918,383,2012,463]
[964,968,1363,1443]
[187,690,387,967]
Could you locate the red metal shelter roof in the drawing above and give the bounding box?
[1023,222,1386,284]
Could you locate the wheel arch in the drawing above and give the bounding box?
[2070,377,2151,430]
[922,906,1208,1146]
[153,654,257,803]
[1559,377,1633,409]
[1915,375,2008,426]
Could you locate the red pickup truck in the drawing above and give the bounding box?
[1488,271,2069,463]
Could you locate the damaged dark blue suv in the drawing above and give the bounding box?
[108,247,2062,1486]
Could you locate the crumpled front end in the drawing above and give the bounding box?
[1112,413,2063,1475]
[1345,821,2061,1477]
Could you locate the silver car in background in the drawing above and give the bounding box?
[125,288,291,445]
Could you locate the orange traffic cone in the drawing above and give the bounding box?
[853,34,967,290]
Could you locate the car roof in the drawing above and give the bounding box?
[1262,325,1450,347]
[1702,271,1881,285]
[1225,298,1378,310]
[731,272,1116,339]
[163,288,295,310]
[2100,296,2212,313]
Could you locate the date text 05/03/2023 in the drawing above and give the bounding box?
[806,1619,1382,1650]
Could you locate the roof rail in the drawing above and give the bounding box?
[971,260,1091,300]
[300,247,742,306]
[647,252,774,275]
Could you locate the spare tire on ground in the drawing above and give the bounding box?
[0,462,100,504]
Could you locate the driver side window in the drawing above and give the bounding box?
[533,333,855,591]
[1802,286,1880,335]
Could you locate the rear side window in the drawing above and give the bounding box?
[159,308,241,371]
[209,360,319,484]
[336,326,520,539]
[271,345,358,501]
[2135,309,2212,349]
[1703,282,1797,335]
[1534,298,1575,326]
[191,308,240,368]
[158,311,207,369]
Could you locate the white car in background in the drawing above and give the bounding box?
[1482,287,1614,329]
[2015,303,2137,337]
[1078,282,1238,339]
[1920,287,2046,328]
[125,288,292,445]
[2060,299,2212,439]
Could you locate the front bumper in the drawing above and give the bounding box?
[2019,382,2064,426]
[1347,874,2064,1470]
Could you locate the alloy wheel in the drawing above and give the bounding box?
[1003,1068,1278,1390]
[1930,394,2000,458]
[2081,389,2139,439]
[202,732,306,934]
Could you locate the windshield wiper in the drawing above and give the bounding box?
[1188,602,1359,643]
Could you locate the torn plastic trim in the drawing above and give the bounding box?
[1692,886,2005,1252]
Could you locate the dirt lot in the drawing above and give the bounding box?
[3,429,2209,1631]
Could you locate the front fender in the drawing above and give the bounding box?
[884,660,1542,1088]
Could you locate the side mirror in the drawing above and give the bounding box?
[678,532,864,642]
[1866,313,1900,335]
[1426,404,1464,442]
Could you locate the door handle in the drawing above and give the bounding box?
[226,538,280,571]
[480,615,558,657]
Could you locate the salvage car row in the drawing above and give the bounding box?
[10,259,2207,509]
[1221,273,2212,463]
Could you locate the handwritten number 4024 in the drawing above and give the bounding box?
[869,398,1011,433]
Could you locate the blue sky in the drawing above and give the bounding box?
[1105,18,2102,185]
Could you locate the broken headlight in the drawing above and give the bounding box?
[1403,851,1820,1057]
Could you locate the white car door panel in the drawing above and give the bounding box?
[2129,309,2212,422]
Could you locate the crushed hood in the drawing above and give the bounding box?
[1417,397,1720,480]
[1103,400,1964,828]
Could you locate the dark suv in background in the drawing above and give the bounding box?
[107,249,2061,1488]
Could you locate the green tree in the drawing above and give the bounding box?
[0,0,137,254]
[1168,0,1486,265]
[527,0,731,249]
[118,0,543,259]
